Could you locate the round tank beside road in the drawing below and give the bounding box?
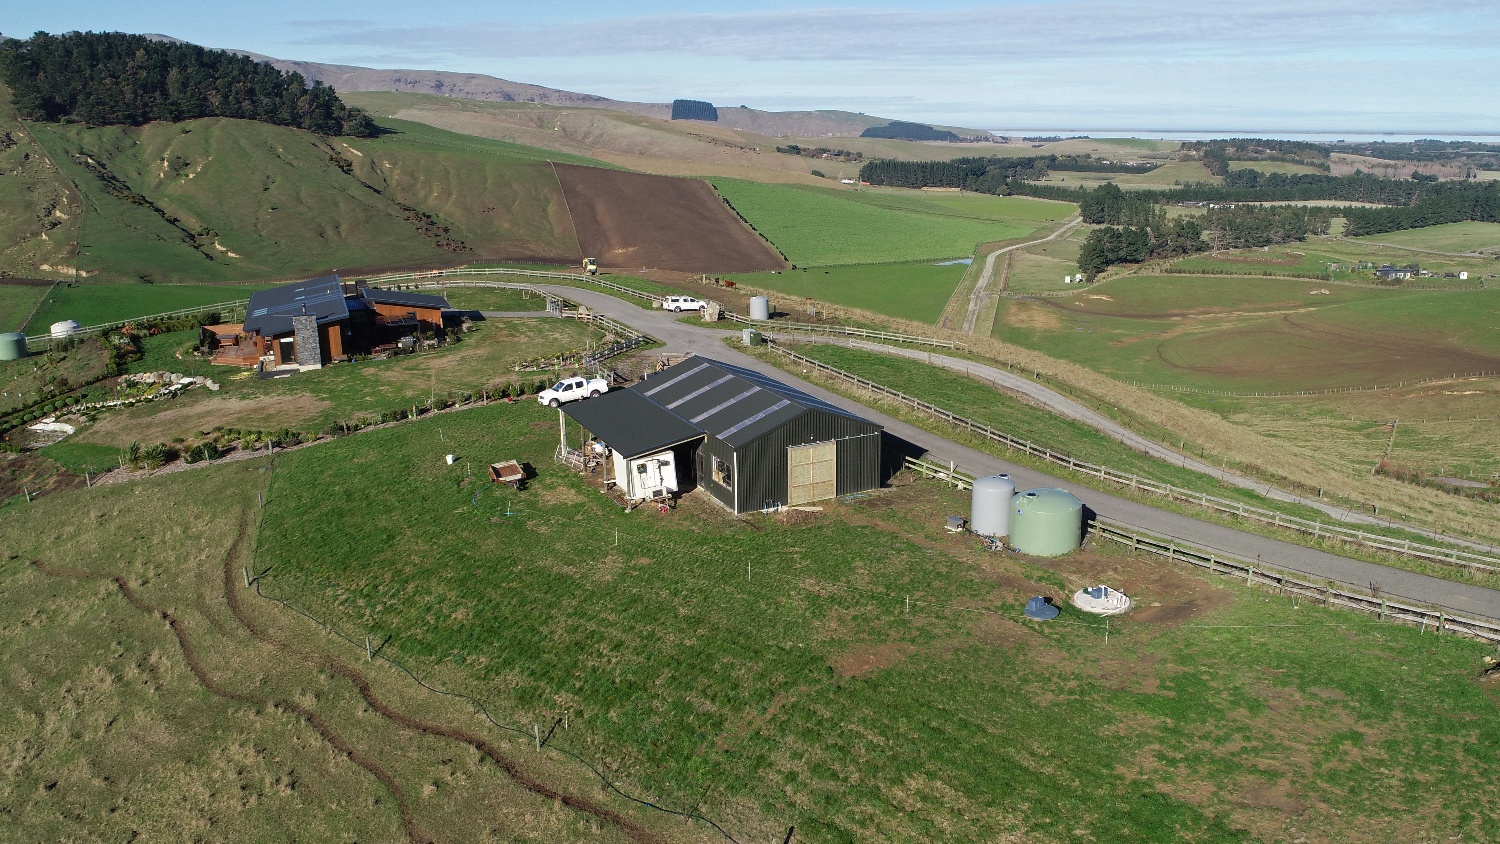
[0,332,27,360]
[970,473,1015,537]
[1010,488,1084,557]
[50,319,80,338]
[749,296,771,321]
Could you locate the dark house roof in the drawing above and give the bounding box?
[360,288,451,310]
[565,357,876,457]
[243,275,348,336]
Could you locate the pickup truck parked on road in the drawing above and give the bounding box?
[537,376,609,407]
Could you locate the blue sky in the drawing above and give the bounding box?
[7,1,1499,133]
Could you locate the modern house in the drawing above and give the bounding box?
[563,357,885,513]
[209,274,450,368]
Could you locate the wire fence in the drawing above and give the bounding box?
[771,343,1500,572]
[902,455,1500,640]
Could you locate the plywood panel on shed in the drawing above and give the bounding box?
[787,441,837,505]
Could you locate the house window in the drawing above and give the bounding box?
[712,456,732,487]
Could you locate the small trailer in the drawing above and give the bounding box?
[489,460,526,489]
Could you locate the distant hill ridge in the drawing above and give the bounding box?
[137,35,985,139]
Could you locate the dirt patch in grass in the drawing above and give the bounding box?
[1002,300,1065,330]
[833,642,915,677]
[1032,549,1233,627]
[0,452,83,501]
[77,394,332,447]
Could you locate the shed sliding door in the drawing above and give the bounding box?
[786,441,837,505]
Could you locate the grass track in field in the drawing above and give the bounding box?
[710,178,1035,265]
[730,261,968,323]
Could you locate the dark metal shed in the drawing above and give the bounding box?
[564,357,883,513]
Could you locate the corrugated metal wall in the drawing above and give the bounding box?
[698,437,736,511]
[722,409,882,513]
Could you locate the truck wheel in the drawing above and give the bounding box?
[673,306,682,312]
[589,390,600,397]
[548,398,560,408]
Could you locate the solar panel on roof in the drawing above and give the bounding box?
[689,387,760,424]
[665,374,735,409]
[641,362,710,396]
[718,399,792,439]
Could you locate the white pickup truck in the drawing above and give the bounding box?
[537,376,608,407]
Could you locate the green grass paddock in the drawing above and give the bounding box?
[710,179,1034,266]
[730,261,968,323]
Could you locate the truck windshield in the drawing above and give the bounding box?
[553,382,568,392]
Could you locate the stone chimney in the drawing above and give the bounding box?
[291,314,322,368]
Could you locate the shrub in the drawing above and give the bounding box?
[184,442,221,464]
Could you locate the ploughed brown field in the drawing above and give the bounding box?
[553,162,787,274]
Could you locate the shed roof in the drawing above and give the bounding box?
[360,288,451,310]
[563,389,704,459]
[243,274,347,336]
[566,357,877,456]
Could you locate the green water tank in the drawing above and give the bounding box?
[0,332,26,361]
[1010,488,1084,557]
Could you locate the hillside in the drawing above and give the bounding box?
[0,83,78,277]
[1,101,609,282]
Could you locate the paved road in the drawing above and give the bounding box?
[518,283,1500,621]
